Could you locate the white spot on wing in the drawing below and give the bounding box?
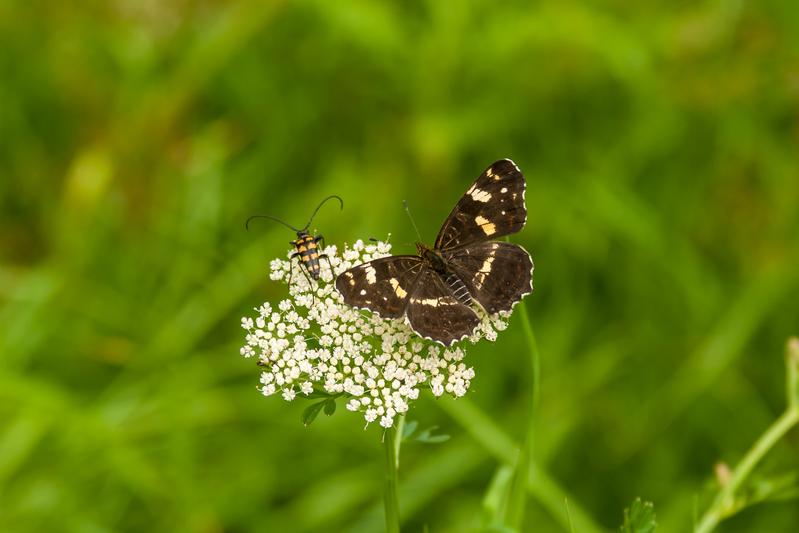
[470,188,492,202]
[364,265,377,284]
[501,187,508,193]
[475,254,495,286]
[475,215,497,236]
[389,278,407,299]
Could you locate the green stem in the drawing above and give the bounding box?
[695,339,799,533]
[383,421,402,533]
[695,408,799,533]
[517,300,540,414]
[504,299,539,529]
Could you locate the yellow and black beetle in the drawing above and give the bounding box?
[246,195,342,283]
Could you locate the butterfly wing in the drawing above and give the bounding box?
[405,268,481,345]
[335,256,424,318]
[434,159,527,251]
[445,241,533,314]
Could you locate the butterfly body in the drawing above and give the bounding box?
[417,243,444,269]
[335,159,533,346]
[416,243,473,307]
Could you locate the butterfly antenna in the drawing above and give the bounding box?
[403,200,423,242]
[302,195,344,231]
[245,214,301,233]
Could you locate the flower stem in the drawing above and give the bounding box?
[695,338,799,533]
[695,408,799,533]
[517,300,540,414]
[504,299,539,529]
[383,420,402,533]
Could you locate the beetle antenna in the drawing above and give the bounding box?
[302,195,343,231]
[245,214,301,233]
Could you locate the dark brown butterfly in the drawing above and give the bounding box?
[335,159,533,345]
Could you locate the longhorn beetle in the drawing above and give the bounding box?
[246,195,343,285]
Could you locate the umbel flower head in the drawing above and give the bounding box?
[240,239,510,428]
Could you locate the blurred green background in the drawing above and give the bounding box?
[2,1,799,531]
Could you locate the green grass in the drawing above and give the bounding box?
[2,1,799,531]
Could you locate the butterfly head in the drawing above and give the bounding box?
[416,242,446,272]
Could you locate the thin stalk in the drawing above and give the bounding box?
[695,338,799,533]
[504,298,539,529]
[383,422,402,533]
[505,235,540,413]
[517,299,541,413]
[695,408,799,533]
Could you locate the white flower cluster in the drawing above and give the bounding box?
[240,239,509,428]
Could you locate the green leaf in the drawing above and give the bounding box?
[401,419,419,441]
[620,498,656,533]
[323,397,336,416]
[301,400,327,427]
[748,471,799,505]
[414,426,450,444]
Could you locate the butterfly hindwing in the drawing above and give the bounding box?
[334,256,423,318]
[405,268,481,345]
[434,159,527,251]
[445,241,534,314]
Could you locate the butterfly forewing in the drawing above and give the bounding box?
[334,256,423,318]
[434,159,527,251]
[445,241,534,314]
[405,269,481,345]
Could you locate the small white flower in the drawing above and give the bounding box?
[239,240,511,428]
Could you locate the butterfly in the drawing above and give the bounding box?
[335,159,533,345]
